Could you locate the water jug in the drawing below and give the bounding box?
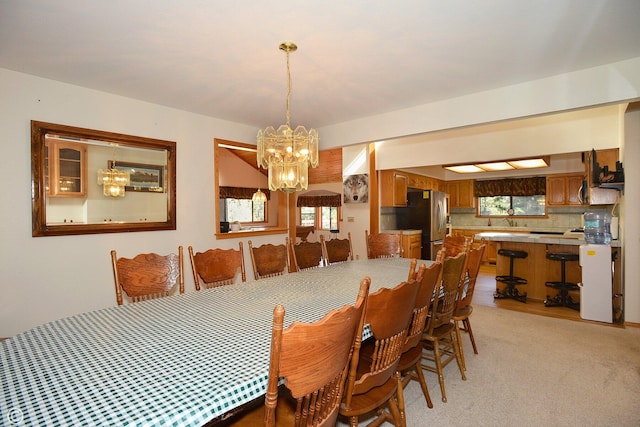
[583,212,611,244]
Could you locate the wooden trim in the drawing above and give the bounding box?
[369,143,379,233]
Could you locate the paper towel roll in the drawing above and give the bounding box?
[610,216,619,240]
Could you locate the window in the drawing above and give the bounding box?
[475,176,546,217]
[299,206,340,231]
[225,198,266,223]
[478,195,546,216]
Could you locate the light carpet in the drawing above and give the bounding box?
[338,304,640,426]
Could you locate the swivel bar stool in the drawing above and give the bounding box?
[544,252,580,310]
[494,249,528,303]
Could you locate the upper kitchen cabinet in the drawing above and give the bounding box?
[585,148,620,205]
[546,174,584,206]
[446,179,475,208]
[45,139,87,198]
[380,170,408,207]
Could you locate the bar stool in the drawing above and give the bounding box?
[544,252,580,310]
[494,249,528,303]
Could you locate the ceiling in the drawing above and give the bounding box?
[1,0,640,136]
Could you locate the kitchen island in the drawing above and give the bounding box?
[475,232,622,323]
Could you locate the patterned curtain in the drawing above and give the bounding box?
[296,190,342,207]
[474,177,546,197]
[219,186,271,200]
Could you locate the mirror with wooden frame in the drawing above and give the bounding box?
[31,120,177,236]
[214,138,288,239]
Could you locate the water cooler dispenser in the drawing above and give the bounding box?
[578,245,613,323]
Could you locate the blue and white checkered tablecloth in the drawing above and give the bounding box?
[0,258,424,427]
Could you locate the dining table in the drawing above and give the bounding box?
[0,258,430,427]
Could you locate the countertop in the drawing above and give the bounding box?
[475,231,621,247]
[381,229,422,235]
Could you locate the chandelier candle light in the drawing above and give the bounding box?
[97,163,130,197]
[257,41,319,192]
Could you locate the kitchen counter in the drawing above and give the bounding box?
[475,231,621,247]
[381,229,422,235]
[480,233,622,321]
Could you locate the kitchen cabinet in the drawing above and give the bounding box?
[546,174,584,206]
[380,170,408,207]
[585,149,619,205]
[446,180,475,208]
[45,140,87,198]
[402,232,422,259]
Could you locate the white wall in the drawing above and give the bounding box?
[0,69,258,336]
[341,144,371,260]
[318,57,640,149]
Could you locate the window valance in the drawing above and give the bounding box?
[474,177,546,197]
[296,190,342,207]
[219,186,271,200]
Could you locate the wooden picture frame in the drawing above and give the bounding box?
[108,161,165,193]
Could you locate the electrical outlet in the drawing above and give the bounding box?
[347,216,355,222]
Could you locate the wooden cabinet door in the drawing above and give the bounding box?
[446,182,460,208]
[393,173,408,206]
[457,180,475,208]
[402,233,422,259]
[46,140,87,198]
[380,170,408,207]
[546,176,566,205]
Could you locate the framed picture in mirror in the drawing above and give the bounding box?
[108,161,165,193]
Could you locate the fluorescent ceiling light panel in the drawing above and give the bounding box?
[444,165,485,173]
[443,157,549,173]
[509,158,549,169]
[478,162,514,171]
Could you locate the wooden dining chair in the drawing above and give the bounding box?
[290,239,325,272]
[453,242,486,371]
[365,230,403,259]
[399,258,443,409]
[339,275,420,426]
[226,277,370,427]
[188,243,246,290]
[443,234,471,258]
[111,247,184,306]
[421,251,467,403]
[320,233,354,265]
[248,239,290,280]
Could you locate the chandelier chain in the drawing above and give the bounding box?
[285,49,291,128]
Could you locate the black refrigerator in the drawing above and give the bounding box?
[396,189,447,260]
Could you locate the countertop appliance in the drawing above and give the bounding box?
[579,244,613,323]
[396,189,447,260]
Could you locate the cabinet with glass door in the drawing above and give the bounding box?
[45,139,87,197]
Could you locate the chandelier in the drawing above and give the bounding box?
[97,163,130,197]
[252,188,267,203]
[257,41,319,193]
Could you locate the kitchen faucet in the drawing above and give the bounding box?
[504,217,516,227]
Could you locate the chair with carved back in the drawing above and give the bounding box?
[227,277,371,427]
[398,258,443,410]
[339,275,420,426]
[111,247,185,306]
[320,233,354,265]
[442,234,471,258]
[188,243,246,290]
[421,251,467,403]
[453,242,486,371]
[290,239,325,272]
[248,239,290,280]
[365,230,403,259]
